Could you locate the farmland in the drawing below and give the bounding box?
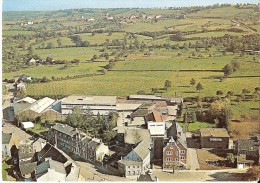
[2,4,260,122]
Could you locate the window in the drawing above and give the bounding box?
[128,171,130,176]
[166,157,172,161]
[181,156,185,160]
[175,158,178,161]
[166,151,172,155]
[133,166,135,168]
[175,151,178,155]
[181,150,185,154]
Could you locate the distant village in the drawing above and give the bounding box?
[2,73,260,181]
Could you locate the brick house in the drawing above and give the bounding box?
[163,137,187,170]
[200,128,230,149]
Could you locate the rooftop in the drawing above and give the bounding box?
[15,97,36,104]
[19,162,37,175]
[145,111,163,122]
[200,128,230,138]
[35,159,66,179]
[28,97,55,113]
[129,95,163,100]
[117,103,142,111]
[118,159,142,166]
[124,128,152,145]
[62,95,117,105]
[52,123,78,137]
[236,138,259,151]
[132,140,151,160]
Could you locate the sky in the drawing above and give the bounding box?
[2,0,259,11]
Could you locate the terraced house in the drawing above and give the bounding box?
[48,123,109,164]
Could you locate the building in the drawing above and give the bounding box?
[235,136,259,165]
[13,97,36,114]
[200,128,230,149]
[118,159,142,177]
[34,159,67,181]
[13,74,32,83]
[61,95,117,116]
[18,144,37,180]
[15,97,63,122]
[163,137,187,170]
[21,121,34,129]
[121,140,152,176]
[48,123,109,164]
[137,173,159,181]
[2,133,13,157]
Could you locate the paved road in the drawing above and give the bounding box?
[76,161,135,182]
[152,167,248,181]
[186,148,200,170]
[2,83,15,122]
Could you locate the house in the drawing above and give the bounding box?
[124,128,152,145]
[48,123,109,164]
[21,121,34,129]
[236,154,254,169]
[87,138,109,164]
[34,159,67,181]
[18,144,37,179]
[61,95,117,116]
[163,137,187,170]
[13,97,36,114]
[145,111,163,123]
[116,103,142,127]
[118,159,142,177]
[27,21,34,24]
[40,99,64,121]
[235,136,259,165]
[129,108,149,127]
[13,74,32,83]
[122,140,152,176]
[2,133,13,157]
[147,121,166,137]
[200,128,230,149]
[27,58,36,65]
[87,18,95,22]
[16,82,26,91]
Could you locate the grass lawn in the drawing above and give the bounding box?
[79,32,126,45]
[27,123,48,135]
[179,121,215,132]
[2,160,9,181]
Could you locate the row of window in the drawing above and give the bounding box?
[166,150,185,155]
[165,156,185,161]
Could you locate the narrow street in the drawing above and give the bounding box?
[186,148,200,170]
[76,161,135,181]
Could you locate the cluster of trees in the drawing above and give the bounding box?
[190,78,204,92]
[222,60,240,77]
[64,107,117,143]
[70,35,90,47]
[196,99,232,130]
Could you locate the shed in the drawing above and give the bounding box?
[21,121,34,129]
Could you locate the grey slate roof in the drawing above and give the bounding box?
[137,174,155,181]
[133,140,151,161]
[118,159,142,166]
[19,162,37,175]
[2,133,12,144]
[52,123,77,137]
[167,122,187,148]
[37,143,67,163]
[88,140,100,150]
[35,159,66,179]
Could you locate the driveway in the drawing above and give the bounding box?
[186,148,200,170]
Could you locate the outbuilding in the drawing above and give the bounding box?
[21,121,34,129]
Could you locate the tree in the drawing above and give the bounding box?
[137,90,145,95]
[164,80,172,89]
[216,90,224,96]
[223,64,233,77]
[190,78,196,86]
[151,88,158,94]
[46,42,54,49]
[102,130,116,143]
[57,38,62,47]
[196,82,203,92]
[210,100,232,130]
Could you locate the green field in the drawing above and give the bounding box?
[3,62,105,79]
[22,47,109,61]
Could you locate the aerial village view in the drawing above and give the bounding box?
[1,0,260,182]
